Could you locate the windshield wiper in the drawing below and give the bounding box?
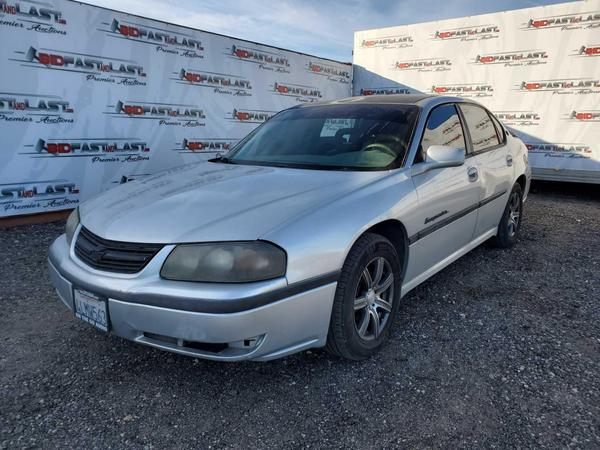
[210,154,235,164]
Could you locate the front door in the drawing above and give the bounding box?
[404,104,481,287]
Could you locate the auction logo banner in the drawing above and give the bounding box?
[0,0,67,34]
[353,1,600,180]
[228,108,276,124]
[0,179,79,214]
[360,34,413,49]
[174,138,238,154]
[515,78,600,94]
[493,111,541,127]
[573,44,600,57]
[392,57,451,72]
[175,68,252,96]
[0,92,74,124]
[229,44,290,72]
[108,101,206,127]
[360,87,412,96]
[307,61,351,84]
[14,46,147,86]
[564,110,600,122]
[0,0,351,217]
[432,24,499,41]
[523,11,600,31]
[473,50,548,67]
[272,82,322,102]
[430,83,493,98]
[21,138,150,164]
[101,18,204,59]
[525,142,592,157]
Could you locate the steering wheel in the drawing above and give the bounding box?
[377,134,403,144]
[362,142,397,158]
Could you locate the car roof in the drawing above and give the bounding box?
[334,94,435,104]
[295,94,466,109]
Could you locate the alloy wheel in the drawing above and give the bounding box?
[353,256,395,341]
[507,191,521,237]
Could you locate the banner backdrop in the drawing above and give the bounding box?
[353,0,600,184]
[0,0,351,217]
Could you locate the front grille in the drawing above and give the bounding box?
[74,227,163,274]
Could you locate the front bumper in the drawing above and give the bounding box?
[48,234,337,361]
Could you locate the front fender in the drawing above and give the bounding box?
[262,169,418,284]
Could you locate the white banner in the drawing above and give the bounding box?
[0,0,351,217]
[353,0,600,183]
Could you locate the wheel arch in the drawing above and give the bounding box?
[516,173,527,192]
[359,219,409,286]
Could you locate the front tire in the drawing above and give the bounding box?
[490,183,523,248]
[326,233,402,360]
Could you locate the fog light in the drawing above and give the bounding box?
[229,335,264,349]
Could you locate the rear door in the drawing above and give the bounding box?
[457,104,513,238]
[405,103,481,285]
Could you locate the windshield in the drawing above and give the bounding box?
[222,103,419,171]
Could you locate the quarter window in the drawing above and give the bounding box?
[416,104,466,163]
[489,113,506,144]
[459,104,501,152]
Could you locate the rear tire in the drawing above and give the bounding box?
[490,183,523,249]
[326,233,402,360]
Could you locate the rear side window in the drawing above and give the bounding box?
[489,113,506,144]
[458,104,500,152]
[416,104,466,163]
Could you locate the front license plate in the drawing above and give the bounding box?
[73,288,109,332]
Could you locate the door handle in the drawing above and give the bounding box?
[467,166,478,182]
[506,154,513,167]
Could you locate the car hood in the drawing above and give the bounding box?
[80,162,385,243]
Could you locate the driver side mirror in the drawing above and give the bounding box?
[411,145,465,176]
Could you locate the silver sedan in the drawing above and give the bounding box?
[48,94,531,361]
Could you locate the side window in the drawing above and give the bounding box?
[416,104,466,163]
[489,112,506,144]
[459,104,501,152]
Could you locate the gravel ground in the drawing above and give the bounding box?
[1,182,599,449]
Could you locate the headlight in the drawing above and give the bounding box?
[65,207,80,246]
[161,242,286,283]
